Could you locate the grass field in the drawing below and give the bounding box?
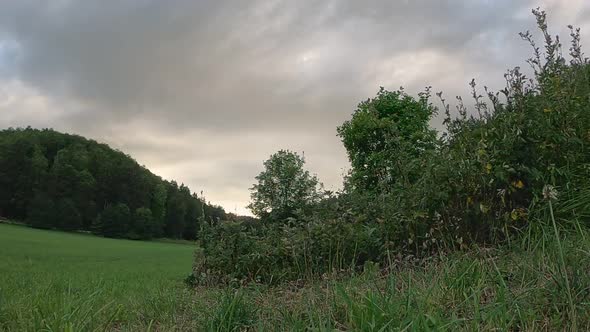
[0,223,197,331]
[2,222,590,331]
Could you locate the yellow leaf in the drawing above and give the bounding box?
[479,203,489,214]
[512,180,524,189]
[543,108,552,113]
[485,163,492,174]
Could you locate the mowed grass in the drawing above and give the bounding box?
[0,223,197,331]
[2,222,590,331]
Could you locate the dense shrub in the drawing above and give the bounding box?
[194,9,590,284]
[337,9,590,251]
[196,221,282,284]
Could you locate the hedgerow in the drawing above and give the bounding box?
[193,9,590,284]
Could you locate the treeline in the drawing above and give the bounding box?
[0,128,227,240]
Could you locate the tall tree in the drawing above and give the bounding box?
[248,150,322,220]
[27,191,55,229]
[55,198,82,231]
[150,182,167,237]
[337,87,437,193]
[132,207,155,240]
[97,203,131,238]
[183,198,200,240]
[165,184,186,238]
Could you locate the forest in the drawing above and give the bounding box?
[0,128,229,240]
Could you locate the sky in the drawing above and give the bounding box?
[1,1,589,215]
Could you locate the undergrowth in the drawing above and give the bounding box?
[195,221,590,331]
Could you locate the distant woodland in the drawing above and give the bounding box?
[0,128,244,240]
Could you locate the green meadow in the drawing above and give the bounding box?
[0,223,197,331]
[2,221,590,331]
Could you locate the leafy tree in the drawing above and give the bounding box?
[132,207,154,240]
[150,182,167,237]
[0,136,47,218]
[98,203,131,238]
[165,187,186,238]
[27,192,55,229]
[248,150,322,220]
[183,198,200,240]
[29,145,49,188]
[55,198,82,231]
[204,203,226,224]
[337,87,437,193]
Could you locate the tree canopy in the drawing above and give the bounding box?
[248,150,322,220]
[337,87,437,193]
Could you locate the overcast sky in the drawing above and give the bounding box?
[1,1,589,215]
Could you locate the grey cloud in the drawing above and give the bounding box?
[0,0,588,214]
[0,0,540,129]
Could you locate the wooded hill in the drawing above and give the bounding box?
[0,127,228,240]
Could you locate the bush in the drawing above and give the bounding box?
[194,209,385,284]
[193,9,590,284]
[196,221,283,284]
[337,9,590,251]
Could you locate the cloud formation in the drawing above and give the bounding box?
[1,0,588,214]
